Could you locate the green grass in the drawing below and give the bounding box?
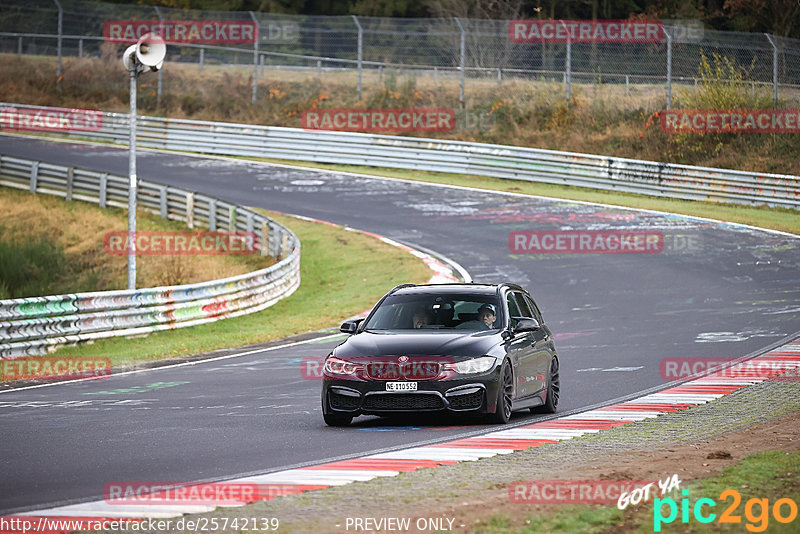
[473,449,800,533]
[48,210,433,367]
[251,158,800,236]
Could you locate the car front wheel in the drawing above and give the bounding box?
[323,411,353,427]
[488,359,513,424]
[532,357,559,414]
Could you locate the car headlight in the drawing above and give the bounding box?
[453,356,496,374]
[324,356,362,376]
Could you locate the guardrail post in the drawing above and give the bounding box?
[52,0,63,82]
[765,33,779,109]
[281,232,289,259]
[65,167,74,201]
[454,18,465,108]
[99,173,108,208]
[665,27,672,109]
[228,205,236,231]
[249,11,259,103]
[352,15,363,100]
[159,186,167,218]
[261,220,269,257]
[186,192,194,228]
[29,161,39,193]
[208,198,217,231]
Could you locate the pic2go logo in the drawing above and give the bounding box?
[654,489,798,532]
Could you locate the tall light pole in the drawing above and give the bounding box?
[122,34,166,290]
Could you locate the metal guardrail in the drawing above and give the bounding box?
[2,103,797,209]
[0,154,301,358]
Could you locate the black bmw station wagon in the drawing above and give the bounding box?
[321,283,560,426]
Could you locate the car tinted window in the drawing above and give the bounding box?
[364,293,503,331]
[513,292,534,318]
[524,294,544,323]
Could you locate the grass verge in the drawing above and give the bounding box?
[0,186,270,298]
[475,449,800,533]
[46,210,432,367]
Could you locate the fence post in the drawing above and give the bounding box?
[316,59,321,77]
[250,11,259,103]
[78,39,83,59]
[52,0,63,81]
[559,21,571,103]
[765,33,779,109]
[352,15,363,100]
[18,36,22,57]
[625,74,630,96]
[454,18,465,107]
[665,27,672,109]
[199,48,204,72]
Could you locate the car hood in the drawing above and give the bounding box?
[333,330,502,359]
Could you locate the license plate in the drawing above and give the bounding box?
[386,381,418,391]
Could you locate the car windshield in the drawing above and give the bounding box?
[363,293,504,331]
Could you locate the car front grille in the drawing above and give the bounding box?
[363,393,444,411]
[447,389,484,410]
[328,390,361,411]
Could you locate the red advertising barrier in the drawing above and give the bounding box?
[509,20,663,43]
[104,20,258,44]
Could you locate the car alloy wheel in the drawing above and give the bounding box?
[533,357,559,414]
[488,359,513,424]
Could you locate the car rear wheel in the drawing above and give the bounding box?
[488,360,513,424]
[532,357,559,414]
[323,411,353,427]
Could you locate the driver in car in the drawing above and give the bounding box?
[456,304,497,330]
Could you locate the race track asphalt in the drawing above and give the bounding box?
[1,135,798,513]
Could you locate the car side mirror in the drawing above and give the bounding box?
[513,318,540,334]
[340,318,364,334]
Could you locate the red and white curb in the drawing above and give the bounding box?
[6,340,799,532]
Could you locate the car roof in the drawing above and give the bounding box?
[390,283,523,296]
